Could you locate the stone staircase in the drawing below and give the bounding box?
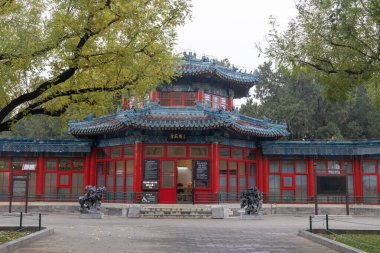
[140,205,212,218]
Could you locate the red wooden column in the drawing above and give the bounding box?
[36,155,45,196]
[256,149,264,191]
[258,150,269,196]
[228,97,234,111]
[210,142,220,193]
[83,153,91,186]
[150,90,158,102]
[133,141,143,193]
[307,159,315,200]
[353,159,362,202]
[89,149,97,186]
[197,90,204,103]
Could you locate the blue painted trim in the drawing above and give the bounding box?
[68,104,289,138]
[0,138,93,153]
[261,140,380,157]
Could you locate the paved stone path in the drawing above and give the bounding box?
[0,214,350,253]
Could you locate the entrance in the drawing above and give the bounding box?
[176,160,193,203]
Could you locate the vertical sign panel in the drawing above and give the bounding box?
[193,160,209,187]
[143,160,159,190]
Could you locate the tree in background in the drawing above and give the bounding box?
[240,62,380,140]
[0,0,190,133]
[263,0,380,104]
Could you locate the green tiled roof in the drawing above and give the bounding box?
[176,54,259,98]
[0,138,93,153]
[261,140,380,157]
[68,103,289,138]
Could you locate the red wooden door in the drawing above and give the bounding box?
[57,172,71,200]
[158,160,176,203]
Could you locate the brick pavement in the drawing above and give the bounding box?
[0,214,351,253]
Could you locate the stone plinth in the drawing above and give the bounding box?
[211,205,229,219]
[121,208,128,217]
[128,205,140,218]
[240,213,263,220]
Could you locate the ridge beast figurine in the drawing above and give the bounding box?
[79,186,106,213]
[240,186,263,215]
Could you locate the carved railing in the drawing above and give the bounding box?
[1,192,380,205]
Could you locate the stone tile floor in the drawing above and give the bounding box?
[3,214,379,253]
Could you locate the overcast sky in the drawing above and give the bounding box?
[176,0,297,71]
[175,0,298,106]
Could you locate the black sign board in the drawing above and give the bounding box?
[317,176,347,195]
[9,173,29,213]
[141,192,158,204]
[168,132,187,142]
[142,180,159,190]
[193,160,209,181]
[13,181,27,197]
[143,160,159,181]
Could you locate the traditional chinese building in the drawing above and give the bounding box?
[1,54,380,204]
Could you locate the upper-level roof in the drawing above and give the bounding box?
[68,102,289,138]
[175,53,259,98]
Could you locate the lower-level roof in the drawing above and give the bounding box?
[261,140,380,157]
[0,138,93,153]
[68,103,289,138]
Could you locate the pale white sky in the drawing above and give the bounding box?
[175,0,298,106]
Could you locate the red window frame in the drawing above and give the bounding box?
[96,145,135,200]
[0,157,11,194]
[361,159,380,202]
[313,159,354,203]
[204,92,231,111]
[268,159,308,203]
[219,145,257,202]
[157,91,197,107]
[44,157,85,199]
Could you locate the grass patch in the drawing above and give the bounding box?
[0,230,32,244]
[320,232,380,253]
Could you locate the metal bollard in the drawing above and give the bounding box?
[39,213,42,231]
[19,212,23,229]
[309,216,312,232]
[326,214,329,230]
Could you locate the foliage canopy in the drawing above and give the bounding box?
[240,62,380,140]
[263,0,380,104]
[0,0,190,132]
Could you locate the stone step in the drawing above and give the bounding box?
[139,206,212,218]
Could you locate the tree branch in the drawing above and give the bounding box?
[1,78,137,131]
[317,32,377,61]
[0,11,121,124]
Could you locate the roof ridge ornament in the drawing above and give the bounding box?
[84,113,95,121]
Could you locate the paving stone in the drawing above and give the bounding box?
[5,214,380,253]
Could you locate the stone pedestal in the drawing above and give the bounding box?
[240,213,263,220]
[211,205,229,219]
[80,212,104,219]
[128,205,140,218]
[121,208,128,217]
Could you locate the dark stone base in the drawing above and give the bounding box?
[80,212,104,219]
[240,213,263,220]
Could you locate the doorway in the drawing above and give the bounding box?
[176,160,193,203]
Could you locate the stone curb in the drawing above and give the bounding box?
[0,227,54,253]
[298,230,366,253]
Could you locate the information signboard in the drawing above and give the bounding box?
[141,192,158,204]
[9,173,29,213]
[193,160,209,181]
[317,175,347,195]
[142,180,159,190]
[143,160,159,181]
